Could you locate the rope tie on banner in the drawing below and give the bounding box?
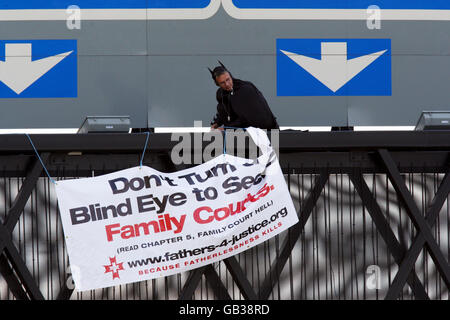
[25,134,57,185]
[139,131,151,168]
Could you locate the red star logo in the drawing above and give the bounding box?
[104,256,124,280]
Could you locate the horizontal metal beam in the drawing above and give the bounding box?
[0,151,448,178]
[0,131,449,154]
[0,131,447,178]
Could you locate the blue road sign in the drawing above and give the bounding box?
[0,1,212,9]
[0,40,77,98]
[232,0,450,10]
[277,39,391,96]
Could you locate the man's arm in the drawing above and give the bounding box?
[211,103,226,129]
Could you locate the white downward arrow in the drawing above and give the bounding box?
[280,42,387,93]
[0,43,73,95]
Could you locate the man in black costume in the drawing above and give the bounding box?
[209,62,279,130]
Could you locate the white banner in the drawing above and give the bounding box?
[55,127,298,291]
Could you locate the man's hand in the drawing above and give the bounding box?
[210,123,224,131]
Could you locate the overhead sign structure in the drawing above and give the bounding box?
[222,0,450,20]
[0,0,221,20]
[5,0,449,21]
[55,128,299,291]
[277,39,391,96]
[0,40,77,98]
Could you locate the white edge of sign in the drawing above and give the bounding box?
[0,0,222,21]
[0,0,449,21]
[221,0,450,21]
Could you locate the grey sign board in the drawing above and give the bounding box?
[0,1,448,128]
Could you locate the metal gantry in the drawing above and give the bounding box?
[0,130,448,300]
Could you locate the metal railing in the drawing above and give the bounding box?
[0,130,449,300]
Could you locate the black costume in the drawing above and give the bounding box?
[211,78,279,130]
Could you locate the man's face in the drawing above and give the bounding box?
[216,72,233,92]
